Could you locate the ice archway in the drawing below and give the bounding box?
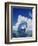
[12,15,32,37]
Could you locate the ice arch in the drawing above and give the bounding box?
[12,15,32,37]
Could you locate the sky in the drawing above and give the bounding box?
[11,6,32,25]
